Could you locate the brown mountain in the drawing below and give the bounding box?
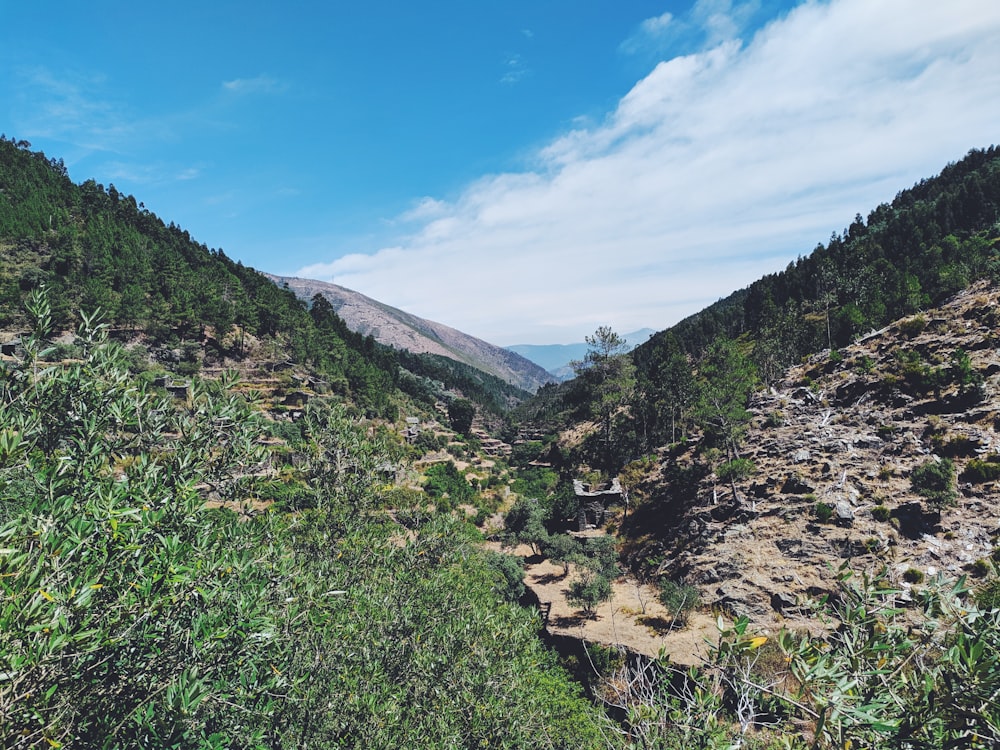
[268,274,554,393]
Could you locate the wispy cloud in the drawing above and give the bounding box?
[221,74,285,95]
[107,160,206,182]
[500,53,530,85]
[621,0,758,58]
[619,11,675,56]
[303,0,999,345]
[11,66,137,154]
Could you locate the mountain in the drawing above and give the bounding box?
[507,328,655,381]
[621,280,1000,629]
[269,274,554,393]
[0,137,401,417]
[635,146,1000,373]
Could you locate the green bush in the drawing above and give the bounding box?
[971,559,992,578]
[903,567,925,584]
[855,355,875,374]
[658,579,701,626]
[871,504,891,522]
[567,571,612,617]
[899,314,928,337]
[911,457,957,507]
[764,410,785,428]
[976,577,1000,610]
[482,550,526,602]
[815,501,835,523]
[962,456,1000,483]
[423,461,474,505]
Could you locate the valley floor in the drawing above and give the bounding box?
[489,540,720,666]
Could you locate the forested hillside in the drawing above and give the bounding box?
[0,137,405,418]
[495,149,1000,749]
[0,139,619,746]
[637,146,1000,380]
[605,147,1000,465]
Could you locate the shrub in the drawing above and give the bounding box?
[971,559,991,578]
[899,314,928,337]
[871,504,891,522]
[568,571,612,617]
[903,567,924,584]
[717,458,756,484]
[910,458,957,507]
[962,456,1000,483]
[423,461,474,505]
[482,550,525,602]
[658,579,701,626]
[976,577,1000,610]
[542,533,582,576]
[581,535,620,580]
[764,410,785,428]
[815,501,835,523]
[934,434,978,457]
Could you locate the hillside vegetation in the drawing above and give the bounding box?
[525,148,1000,470]
[0,297,610,747]
[497,148,1000,748]
[6,132,1000,748]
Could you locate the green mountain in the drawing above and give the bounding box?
[0,136,542,422]
[636,146,1000,378]
[0,137,407,418]
[610,146,1000,462]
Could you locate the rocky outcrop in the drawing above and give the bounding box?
[624,281,1000,632]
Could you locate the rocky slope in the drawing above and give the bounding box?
[622,281,1000,633]
[269,274,553,392]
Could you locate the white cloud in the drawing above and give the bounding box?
[500,53,530,85]
[620,11,676,56]
[176,167,201,181]
[620,1,757,58]
[221,74,284,94]
[299,0,1000,345]
[12,66,137,154]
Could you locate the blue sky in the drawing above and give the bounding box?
[3,1,1000,344]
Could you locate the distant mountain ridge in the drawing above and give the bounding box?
[507,328,655,381]
[269,274,554,393]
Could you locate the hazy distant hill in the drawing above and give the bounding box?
[507,328,655,381]
[269,274,554,393]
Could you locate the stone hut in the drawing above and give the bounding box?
[573,478,624,530]
[403,417,421,443]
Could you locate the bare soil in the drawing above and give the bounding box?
[488,541,720,666]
